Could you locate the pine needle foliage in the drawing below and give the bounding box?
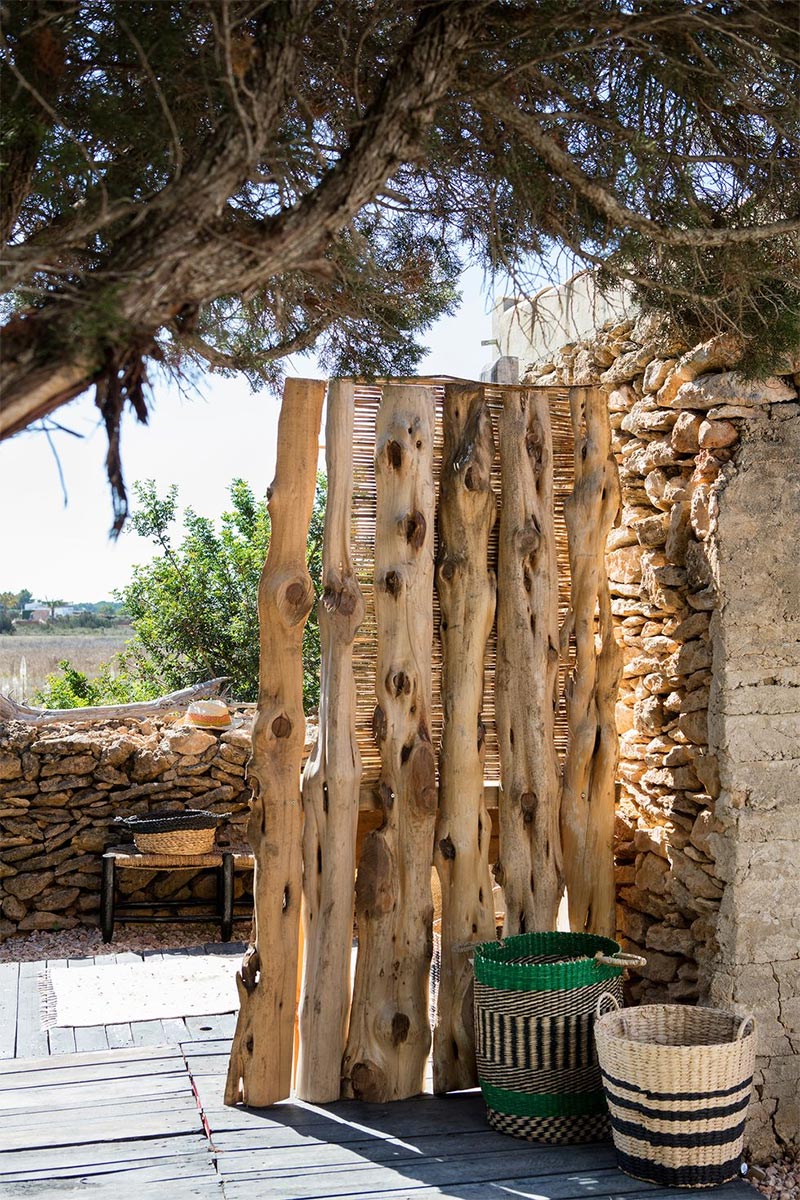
[2,1,798,506]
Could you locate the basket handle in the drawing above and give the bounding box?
[594,950,647,970]
[596,991,621,1018]
[736,1014,756,1040]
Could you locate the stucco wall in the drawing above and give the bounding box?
[707,411,800,1156]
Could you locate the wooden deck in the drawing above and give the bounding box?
[0,949,758,1199]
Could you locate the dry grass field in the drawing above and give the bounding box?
[0,628,133,703]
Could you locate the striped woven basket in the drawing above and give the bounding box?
[473,932,644,1145]
[594,995,756,1189]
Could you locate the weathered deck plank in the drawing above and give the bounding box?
[0,962,20,1058]
[15,961,48,1059]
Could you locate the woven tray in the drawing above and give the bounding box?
[115,810,228,856]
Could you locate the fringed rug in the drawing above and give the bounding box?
[40,954,240,1028]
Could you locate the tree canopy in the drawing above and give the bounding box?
[2,1,798,523]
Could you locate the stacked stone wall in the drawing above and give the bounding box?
[525,317,800,1155]
[0,715,256,937]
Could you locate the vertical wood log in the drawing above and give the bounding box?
[341,383,436,1102]
[433,384,497,1094]
[560,386,622,938]
[225,378,325,1107]
[296,380,365,1103]
[495,387,563,935]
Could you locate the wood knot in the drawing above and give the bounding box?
[391,1012,410,1045]
[520,791,538,824]
[378,780,395,813]
[372,704,387,743]
[241,945,260,993]
[382,570,402,598]
[439,555,456,583]
[272,714,292,738]
[286,581,307,607]
[391,671,411,697]
[386,440,403,469]
[526,427,544,466]
[439,835,456,861]
[403,509,427,549]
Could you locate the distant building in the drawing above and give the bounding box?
[23,602,88,622]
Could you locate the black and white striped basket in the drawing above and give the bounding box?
[594,995,756,1189]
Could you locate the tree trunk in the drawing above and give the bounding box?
[495,387,563,935]
[295,381,365,1103]
[560,386,623,938]
[341,383,436,1102]
[432,384,497,1094]
[0,677,228,725]
[225,378,325,1107]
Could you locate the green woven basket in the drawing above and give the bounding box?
[473,931,642,1145]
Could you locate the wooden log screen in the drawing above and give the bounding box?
[341,384,437,1102]
[560,387,623,938]
[225,377,622,1107]
[432,383,497,1093]
[225,378,325,1107]
[496,388,563,935]
[296,380,365,1103]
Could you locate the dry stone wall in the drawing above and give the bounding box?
[524,317,800,1156]
[0,714,256,937]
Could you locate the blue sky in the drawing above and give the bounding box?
[0,266,499,601]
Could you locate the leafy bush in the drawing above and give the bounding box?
[35,660,150,708]
[36,476,326,712]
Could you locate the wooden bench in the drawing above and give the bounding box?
[100,846,254,944]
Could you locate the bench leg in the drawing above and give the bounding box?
[221,851,234,942]
[101,854,116,943]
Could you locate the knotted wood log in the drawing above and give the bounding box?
[495,387,563,934]
[296,381,365,1103]
[0,677,229,725]
[225,378,325,1107]
[341,383,436,1102]
[560,386,622,937]
[433,384,497,1093]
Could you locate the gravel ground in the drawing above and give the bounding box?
[0,923,246,963]
[1,925,796,1194]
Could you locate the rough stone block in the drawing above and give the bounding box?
[0,753,22,781]
[4,871,54,900]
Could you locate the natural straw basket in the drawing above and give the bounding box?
[115,810,228,856]
[594,994,756,1189]
[473,932,645,1144]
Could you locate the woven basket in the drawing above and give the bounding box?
[115,810,227,856]
[473,931,644,1145]
[594,995,756,1189]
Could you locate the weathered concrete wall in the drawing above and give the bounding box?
[707,411,800,1156]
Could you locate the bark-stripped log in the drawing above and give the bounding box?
[296,381,365,1103]
[433,384,497,1094]
[0,677,228,725]
[560,386,622,938]
[225,378,325,1107]
[496,387,563,934]
[341,383,436,1102]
